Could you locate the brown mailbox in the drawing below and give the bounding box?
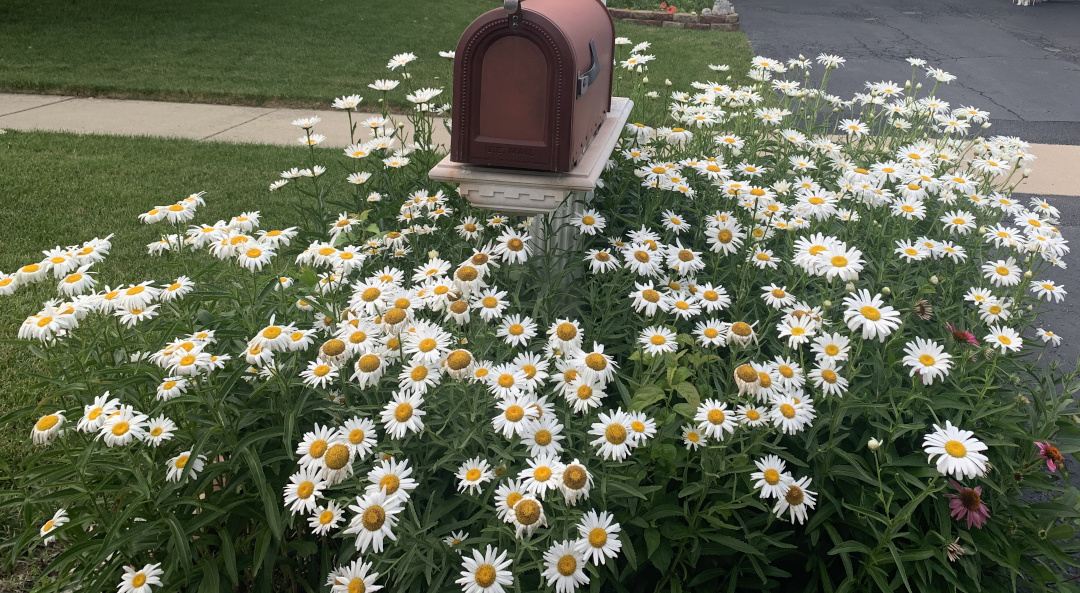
[450,0,614,173]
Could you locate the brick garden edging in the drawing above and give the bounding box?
[606,8,740,31]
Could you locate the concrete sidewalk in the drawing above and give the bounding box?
[0,92,1075,197]
[0,93,451,150]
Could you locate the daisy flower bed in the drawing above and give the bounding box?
[4,48,1080,593]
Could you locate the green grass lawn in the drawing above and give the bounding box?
[0,131,332,481]
[0,0,751,110]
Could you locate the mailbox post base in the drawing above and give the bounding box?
[428,97,633,216]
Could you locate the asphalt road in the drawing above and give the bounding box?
[1028,194,1079,368]
[737,0,1080,144]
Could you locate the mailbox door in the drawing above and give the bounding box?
[453,10,576,172]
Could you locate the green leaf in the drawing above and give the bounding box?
[198,558,221,593]
[674,382,700,407]
[673,403,697,420]
[1045,524,1075,540]
[219,527,239,586]
[645,528,661,556]
[630,384,665,411]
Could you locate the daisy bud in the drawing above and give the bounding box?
[844,282,855,293]
[1024,270,1033,279]
[904,80,912,88]
[1019,395,1030,404]
[881,287,891,295]
[1023,168,1032,178]
[726,75,732,81]
[982,122,992,129]
[1026,305,1033,312]
[868,438,882,451]
[799,54,805,60]
[915,82,923,90]
[665,79,672,86]
[822,300,832,308]
[929,275,939,285]
[398,122,406,129]
[642,76,648,84]
[428,250,439,259]
[978,226,987,234]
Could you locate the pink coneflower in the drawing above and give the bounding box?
[1036,441,1064,473]
[947,322,979,346]
[945,480,989,529]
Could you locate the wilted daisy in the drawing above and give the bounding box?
[510,494,547,538]
[773,477,817,524]
[727,321,758,347]
[345,490,403,553]
[457,545,513,593]
[558,459,593,505]
[923,421,989,479]
[457,457,493,494]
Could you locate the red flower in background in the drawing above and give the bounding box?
[1036,441,1064,473]
[659,2,667,7]
[946,322,979,346]
[945,480,990,529]
[666,5,677,13]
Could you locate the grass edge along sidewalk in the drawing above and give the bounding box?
[0,0,752,111]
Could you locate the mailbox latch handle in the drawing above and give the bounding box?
[577,41,600,99]
[504,0,523,29]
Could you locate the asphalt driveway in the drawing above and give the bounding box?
[737,0,1080,144]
